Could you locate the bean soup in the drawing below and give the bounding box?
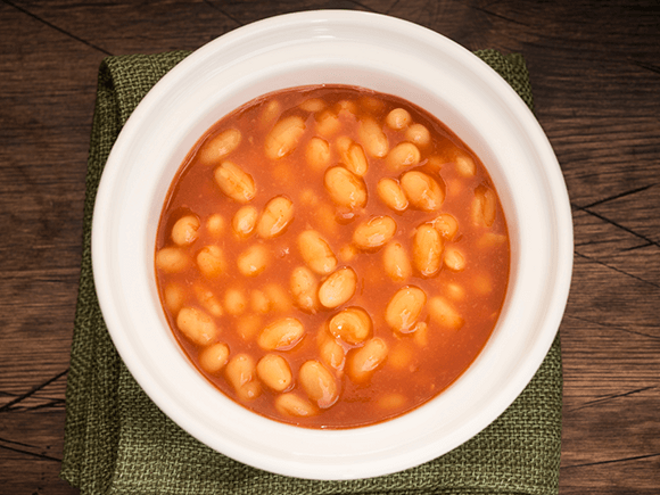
[155,85,510,429]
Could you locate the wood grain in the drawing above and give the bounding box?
[1,0,658,493]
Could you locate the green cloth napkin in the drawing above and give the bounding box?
[61,48,561,495]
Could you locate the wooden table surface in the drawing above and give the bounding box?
[1,0,658,493]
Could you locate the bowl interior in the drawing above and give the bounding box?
[92,10,572,480]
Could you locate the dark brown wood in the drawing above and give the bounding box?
[1,0,658,493]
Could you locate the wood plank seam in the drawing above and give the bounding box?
[2,0,113,56]
[0,369,69,413]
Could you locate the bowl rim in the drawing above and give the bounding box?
[92,9,573,480]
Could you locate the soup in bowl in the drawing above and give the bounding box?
[92,10,572,480]
[154,84,511,429]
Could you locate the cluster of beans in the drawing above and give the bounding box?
[155,88,508,425]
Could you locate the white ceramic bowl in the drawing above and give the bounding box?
[92,10,573,480]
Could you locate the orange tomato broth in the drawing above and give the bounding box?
[154,85,510,429]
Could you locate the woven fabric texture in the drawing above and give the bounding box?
[61,49,562,495]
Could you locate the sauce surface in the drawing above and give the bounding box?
[155,85,510,429]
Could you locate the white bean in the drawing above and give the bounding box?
[258,317,305,351]
[214,161,256,203]
[224,288,247,316]
[323,166,367,209]
[477,232,508,249]
[337,138,369,176]
[290,266,319,313]
[236,244,269,277]
[196,245,225,278]
[377,393,407,410]
[377,178,409,212]
[194,284,223,317]
[298,230,337,275]
[256,196,294,239]
[198,128,241,165]
[433,213,459,240]
[443,246,466,271]
[206,214,225,237]
[250,289,270,314]
[265,115,306,160]
[472,185,497,227]
[264,283,293,313]
[385,286,427,333]
[358,117,389,158]
[315,110,340,137]
[401,171,444,212]
[386,142,421,171]
[347,337,388,384]
[353,216,397,251]
[176,307,217,345]
[199,343,229,373]
[275,393,318,417]
[328,306,372,345]
[259,100,281,128]
[299,98,326,112]
[317,328,345,371]
[412,224,444,277]
[382,241,412,282]
[171,215,200,246]
[306,137,331,171]
[455,152,477,177]
[336,99,357,116]
[428,296,464,329]
[256,354,292,392]
[231,206,258,239]
[156,247,189,273]
[318,267,357,309]
[385,108,412,130]
[299,360,338,408]
[164,283,185,313]
[405,123,431,147]
[225,354,261,401]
